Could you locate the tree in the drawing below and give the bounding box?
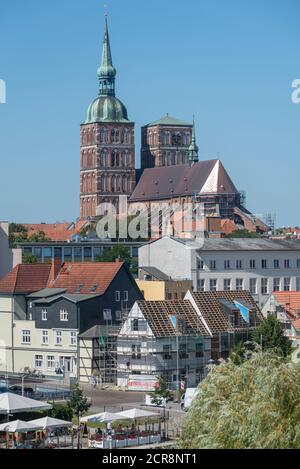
[96,245,138,276]
[49,403,73,421]
[22,253,39,264]
[252,315,292,357]
[180,352,300,449]
[28,230,50,242]
[229,341,247,365]
[226,230,262,239]
[67,383,90,449]
[149,375,172,406]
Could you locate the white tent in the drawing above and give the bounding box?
[117,408,160,420]
[29,416,72,430]
[0,420,42,433]
[0,392,52,415]
[81,412,124,423]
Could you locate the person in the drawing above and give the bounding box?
[97,428,102,436]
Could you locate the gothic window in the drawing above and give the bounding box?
[123,128,130,144]
[171,152,176,165]
[116,176,121,192]
[111,175,116,193]
[111,150,119,167]
[163,151,168,166]
[116,152,120,167]
[100,128,107,143]
[122,175,127,192]
[172,132,182,147]
[163,131,170,145]
[123,151,129,167]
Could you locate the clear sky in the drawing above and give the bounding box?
[0,0,299,226]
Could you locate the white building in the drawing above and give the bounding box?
[0,222,21,280]
[139,236,300,307]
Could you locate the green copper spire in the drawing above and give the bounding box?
[97,17,116,96]
[188,117,199,165]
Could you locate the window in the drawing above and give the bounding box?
[70,331,77,346]
[273,278,280,292]
[274,259,280,269]
[297,260,300,269]
[123,291,129,301]
[42,309,47,321]
[249,278,257,294]
[55,331,62,346]
[131,344,141,359]
[131,319,139,331]
[223,279,231,291]
[236,279,243,290]
[35,355,43,369]
[284,278,291,291]
[209,279,217,291]
[47,356,55,370]
[22,330,31,344]
[115,291,120,302]
[42,330,49,345]
[250,260,256,269]
[284,259,290,269]
[261,259,267,269]
[236,260,242,270]
[210,260,216,270]
[197,279,205,292]
[224,260,230,270]
[167,293,172,300]
[115,311,122,321]
[103,309,112,321]
[60,310,68,322]
[197,259,204,270]
[29,302,33,309]
[261,278,268,295]
[297,278,300,292]
[196,343,204,357]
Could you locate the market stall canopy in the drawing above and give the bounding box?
[0,393,52,414]
[29,416,72,430]
[81,411,124,423]
[117,408,160,420]
[0,420,42,433]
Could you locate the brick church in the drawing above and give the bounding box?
[79,18,268,235]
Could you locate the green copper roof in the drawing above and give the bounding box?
[146,114,192,127]
[85,95,129,123]
[97,17,116,79]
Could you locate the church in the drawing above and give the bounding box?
[80,18,268,235]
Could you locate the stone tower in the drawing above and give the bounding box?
[80,18,135,219]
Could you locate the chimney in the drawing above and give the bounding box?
[50,258,62,282]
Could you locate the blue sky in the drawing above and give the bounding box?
[0,0,299,226]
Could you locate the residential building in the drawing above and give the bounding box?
[0,222,21,280]
[0,259,143,380]
[137,266,193,300]
[138,236,300,307]
[117,290,263,389]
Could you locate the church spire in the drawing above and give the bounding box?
[188,117,199,166]
[97,16,116,96]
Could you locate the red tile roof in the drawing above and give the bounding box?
[48,261,124,295]
[0,261,124,296]
[273,292,300,320]
[18,221,89,242]
[0,264,52,294]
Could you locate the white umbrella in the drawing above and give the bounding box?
[0,393,52,415]
[29,416,72,430]
[0,420,42,433]
[81,411,124,423]
[117,408,160,420]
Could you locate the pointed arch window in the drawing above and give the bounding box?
[116,176,121,192]
[111,175,116,193]
[123,128,130,144]
[100,128,107,143]
[123,151,129,167]
[122,175,127,192]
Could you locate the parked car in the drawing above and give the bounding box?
[180,387,199,411]
[8,385,35,397]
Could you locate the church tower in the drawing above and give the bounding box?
[80,18,136,219]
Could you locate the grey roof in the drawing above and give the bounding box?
[161,236,300,251]
[27,288,67,299]
[139,266,171,281]
[79,324,121,339]
[33,293,100,305]
[145,115,191,127]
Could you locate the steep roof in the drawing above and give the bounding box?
[137,300,209,337]
[190,291,263,334]
[48,261,124,295]
[139,266,171,281]
[130,159,238,202]
[145,115,191,127]
[0,264,51,294]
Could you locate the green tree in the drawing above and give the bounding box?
[96,245,138,276]
[180,352,300,449]
[67,383,90,449]
[22,253,39,264]
[252,315,292,357]
[28,230,50,242]
[49,403,73,421]
[229,341,247,365]
[149,375,172,406]
[226,230,262,239]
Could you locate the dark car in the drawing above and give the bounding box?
[8,385,35,397]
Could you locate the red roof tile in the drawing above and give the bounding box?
[0,264,51,294]
[273,291,300,320]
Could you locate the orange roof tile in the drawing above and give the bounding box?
[0,264,51,294]
[273,291,300,320]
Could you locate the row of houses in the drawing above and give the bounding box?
[0,256,268,390]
